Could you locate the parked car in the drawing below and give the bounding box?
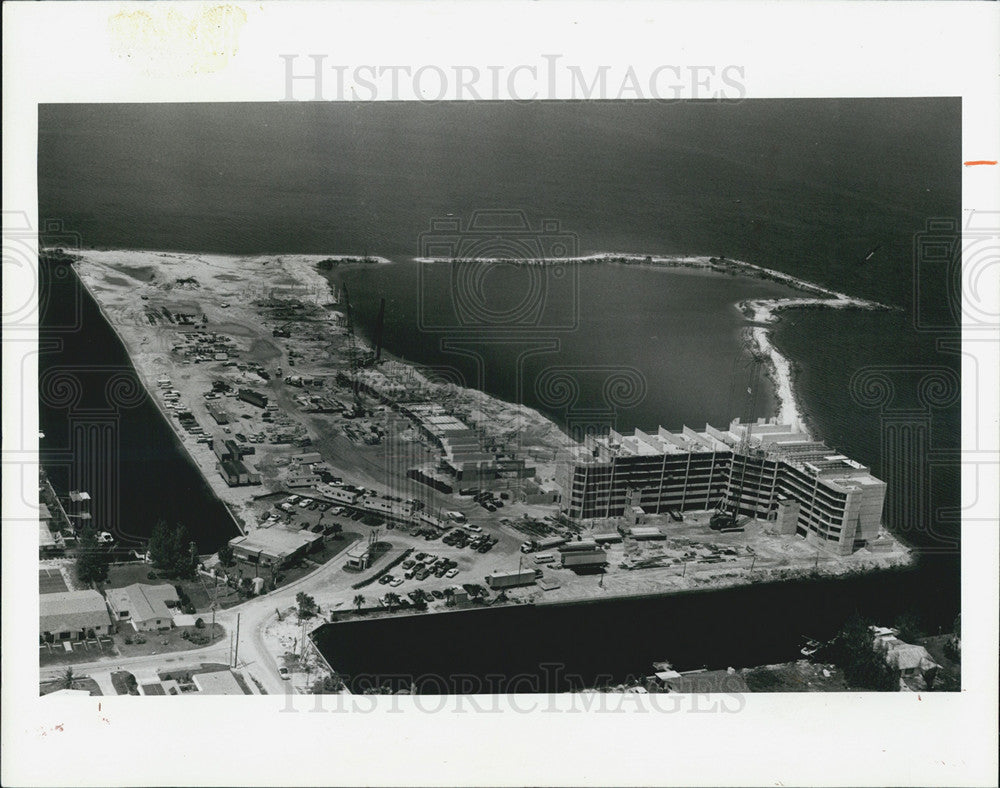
[446,568,459,578]
[378,574,393,585]
[415,569,429,581]
[465,525,483,533]
[402,559,415,569]
[431,589,445,599]
[278,667,290,679]
[389,578,403,587]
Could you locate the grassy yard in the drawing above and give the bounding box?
[39,568,69,594]
[39,636,116,668]
[114,623,225,659]
[101,563,241,613]
[742,661,848,692]
[111,671,138,695]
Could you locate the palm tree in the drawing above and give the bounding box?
[443,587,455,607]
[384,592,400,613]
[61,666,77,690]
[353,594,365,613]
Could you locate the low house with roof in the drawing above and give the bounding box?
[871,626,940,688]
[105,583,179,631]
[40,590,113,643]
[229,526,322,573]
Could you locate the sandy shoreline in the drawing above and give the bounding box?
[406,251,892,442]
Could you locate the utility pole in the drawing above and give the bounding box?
[233,612,241,667]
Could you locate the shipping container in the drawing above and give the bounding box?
[559,539,599,553]
[561,550,608,567]
[485,568,538,589]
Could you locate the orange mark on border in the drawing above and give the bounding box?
[963,160,997,166]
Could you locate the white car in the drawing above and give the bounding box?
[389,578,404,587]
[464,524,483,533]
[445,568,459,578]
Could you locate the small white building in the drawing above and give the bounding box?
[105,583,179,631]
[345,542,373,571]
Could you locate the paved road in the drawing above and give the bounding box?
[46,515,526,695]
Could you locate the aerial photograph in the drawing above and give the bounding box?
[36,99,961,698]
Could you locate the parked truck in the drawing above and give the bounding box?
[485,568,540,589]
[559,539,599,553]
[521,535,568,553]
[561,550,608,568]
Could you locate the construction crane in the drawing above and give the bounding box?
[339,282,365,417]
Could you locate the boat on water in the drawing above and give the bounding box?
[800,637,825,657]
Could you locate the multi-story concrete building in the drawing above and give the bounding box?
[558,418,886,555]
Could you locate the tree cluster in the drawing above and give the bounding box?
[296,592,318,618]
[148,520,198,579]
[829,614,898,692]
[76,526,110,585]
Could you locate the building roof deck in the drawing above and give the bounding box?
[574,418,883,488]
